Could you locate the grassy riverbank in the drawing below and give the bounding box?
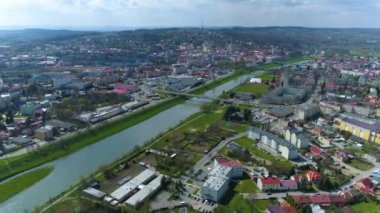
[0,68,253,181]
[0,167,53,203]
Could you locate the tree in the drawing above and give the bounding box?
[5,110,14,124]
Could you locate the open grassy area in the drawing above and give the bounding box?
[234,178,259,193]
[235,137,294,175]
[215,189,278,213]
[234,83,269,97]
[348,158,373,171]
[352,200,380,213]
[258,73,276,82]
[0,167,53,203]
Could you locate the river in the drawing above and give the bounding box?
[0,72,261,212]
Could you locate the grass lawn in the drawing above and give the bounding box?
[235,137,274,162]
[234,83,269,97]
[0,167,53,202]
[352,201,380,213]
[259,73,276,82]
[234,179,259,193]
[348,158,373,171]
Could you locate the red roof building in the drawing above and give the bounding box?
[257,177,281,191]
[291,194,347,207]
[214,157,241,168]
[310,145,321,155]
[306,171,321,182]
[280,202,297,213]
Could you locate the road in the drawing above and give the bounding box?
[191,132,247,176]
[242,191,326,200]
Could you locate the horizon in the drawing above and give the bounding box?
[2,25,380,32]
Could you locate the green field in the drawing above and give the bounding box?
[235,137,294,175]
[0,167,53,202]
[348,158,373,171]
[352,201,380,213]
[259,73,276,81]
[234,83,269,97]
[234,179,259,193]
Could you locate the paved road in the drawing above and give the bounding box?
[242,191,329,200]
[191,132,248,176]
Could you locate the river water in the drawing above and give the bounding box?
[0,72,260,212]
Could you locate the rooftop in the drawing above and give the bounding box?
[203,175,229,191]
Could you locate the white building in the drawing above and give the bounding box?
[249,78,263,84]
[249,126,298,160]
[284,128,310,149]
[201,176,229,202]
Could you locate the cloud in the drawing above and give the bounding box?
[0,0,379,28]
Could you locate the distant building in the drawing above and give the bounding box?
[297,104,320,121]
[305,171,321,182]
[171,63,187,75]
[249,78,263,84]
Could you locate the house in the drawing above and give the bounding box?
[45,119,77,132]
[35,126,53,141]
[267,205,286,213]
[355,178,373,193]
[306,171,321,182]
[280,179,298,191]
[257,177,281,191]
[11,136,33,147]
[280,202,297,213]
[363,153,380,163]
[291,174,305,184]
[336,150,350,163]
[291,194,347,207]
[339,188,361,203]
[310,145,322,156]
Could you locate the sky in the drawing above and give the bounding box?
[0,0,380,29]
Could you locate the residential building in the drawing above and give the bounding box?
[257,177,281,191]
[214,157,243,178]
[202,158,243,202]
[280,179,298,191]
[201,176,229,202]
[171,63,187,75]
[35,126,53,141]
[306,171,321,182]
[297,104,320,121]
[249,127,298,160]
[334,114,380,144]
[284,128,310,149]
[363,153,380,163]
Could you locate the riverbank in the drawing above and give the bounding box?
[0,167,53,203]
[0,68,254,181]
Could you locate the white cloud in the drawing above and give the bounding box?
[0,0,379,28]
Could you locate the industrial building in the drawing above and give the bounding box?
[110,169,156,202]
